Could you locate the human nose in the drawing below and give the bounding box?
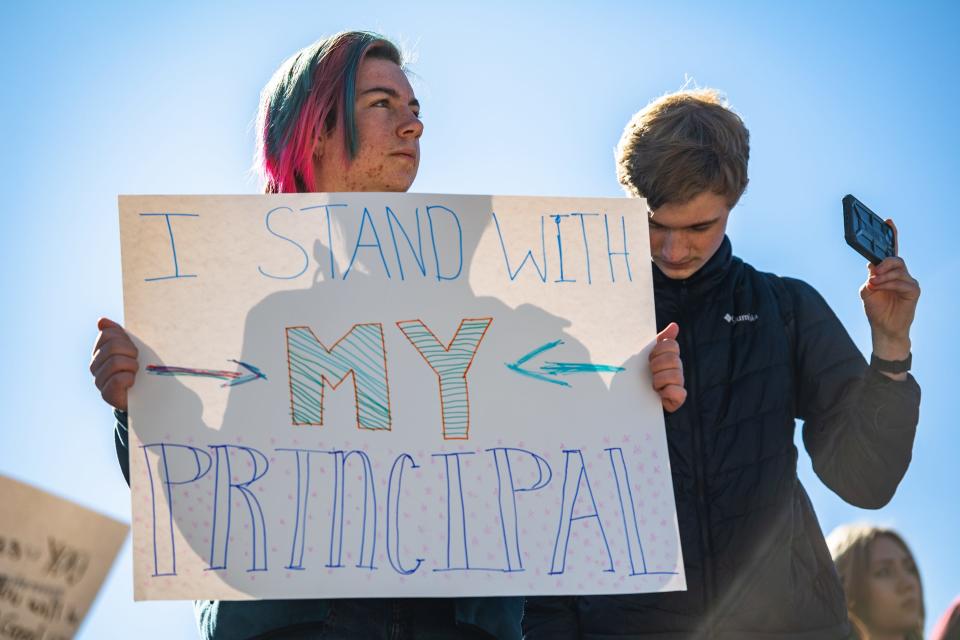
[398,108,423,139]
[896,569,918,593]
[660,231,685,262]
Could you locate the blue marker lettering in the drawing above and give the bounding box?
[385,206,427,280]
[386,453,423,575]
[432,452,475,570]
[426,205,463,281]
[140,213,199,282]
[325,450,377,570]
[486,447,552,572]
[258,206,308,280]
[208,445,270,572]
[140,443,212,577]
[344,207,391,280]
[606,447,648,575]
[301,203,347,280]
[549,449,614,575]
[571,213,599,284]
[276,448,317,571]
[604,214,633,283]
[492,212,547,282]
[553,214,576,283]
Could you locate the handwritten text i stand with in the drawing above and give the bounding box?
[138,206,636,285]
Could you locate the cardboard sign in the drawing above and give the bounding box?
[0,475,128,639]
[119,193,684,600]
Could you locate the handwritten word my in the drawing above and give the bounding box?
[287,317,492,440]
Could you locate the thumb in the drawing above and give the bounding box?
[657,322,680,342]
[97,316,123,331]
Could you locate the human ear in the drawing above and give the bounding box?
[312,132,325,160]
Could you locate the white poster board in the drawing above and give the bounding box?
[119,193,684,600]
[0,475,129,639]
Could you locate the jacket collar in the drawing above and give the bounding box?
[652,235,734,299]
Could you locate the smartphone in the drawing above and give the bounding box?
[843,194,895,264]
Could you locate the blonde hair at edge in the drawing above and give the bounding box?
[827,523,924,640]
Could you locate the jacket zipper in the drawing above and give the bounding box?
[680,283,715,637]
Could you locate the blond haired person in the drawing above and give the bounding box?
[828,524,924,640]
[524,89,921,639]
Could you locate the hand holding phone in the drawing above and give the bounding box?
[843,195,919,374]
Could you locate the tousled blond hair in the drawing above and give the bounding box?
[615,88,749,210]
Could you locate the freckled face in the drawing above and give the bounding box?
[648,191,731,280]
[313,56,423,193]
[862,536,923,638]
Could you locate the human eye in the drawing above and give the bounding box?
[691,222,715,232]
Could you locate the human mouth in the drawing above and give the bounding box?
[658,259,693,271]
[391,149,418,161]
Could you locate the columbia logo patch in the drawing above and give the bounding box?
[724,313,758,324]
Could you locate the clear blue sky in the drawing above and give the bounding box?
[1,1,956,637]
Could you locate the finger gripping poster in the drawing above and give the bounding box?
[119,193,685,600]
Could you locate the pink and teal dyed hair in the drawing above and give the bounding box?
[255,31,403,193]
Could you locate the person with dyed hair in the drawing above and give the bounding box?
[89,31,522,639]
[828,523,925,640]
[524,88,922,638]
[255,31,422,194]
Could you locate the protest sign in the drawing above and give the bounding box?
[0,475,128,639]
[119,193,684,600]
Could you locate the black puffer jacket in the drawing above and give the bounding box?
[524,237,920,639]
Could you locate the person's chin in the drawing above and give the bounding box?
[899,598,921,619]
[655,260,699,280]
[389,153,419,171]
[379,177,416,193]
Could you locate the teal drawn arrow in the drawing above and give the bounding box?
[506,340,625,387]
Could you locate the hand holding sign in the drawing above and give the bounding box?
[90,317,139,412]
[649,323,685,413]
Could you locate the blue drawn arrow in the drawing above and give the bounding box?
[146,360,267,387]
[506,340,625,387]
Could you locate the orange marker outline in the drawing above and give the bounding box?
[396,317,493,440]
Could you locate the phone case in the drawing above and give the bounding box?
[843,194,895,265]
